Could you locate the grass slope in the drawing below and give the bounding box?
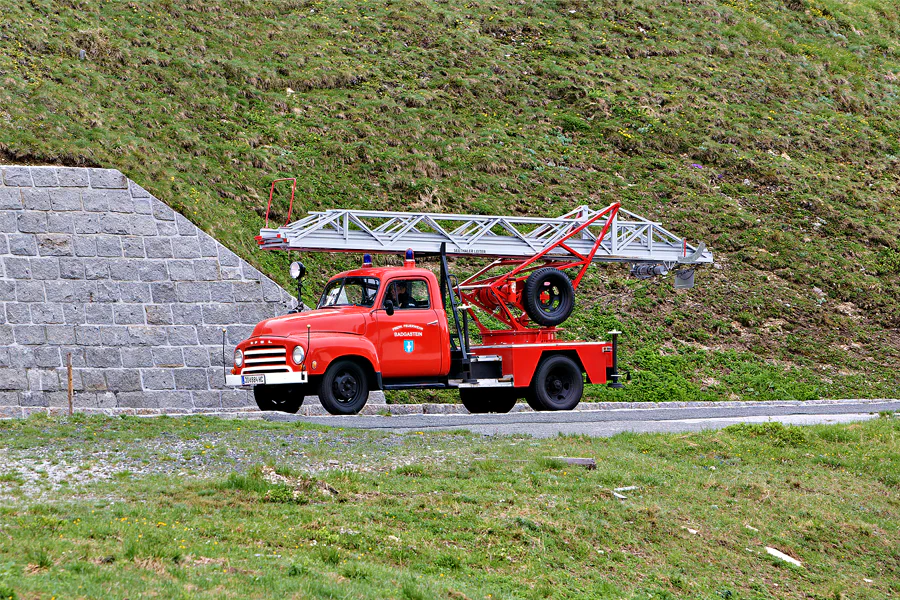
[0,414,897,599]
[2,0,899,400]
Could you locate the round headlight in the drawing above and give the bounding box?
[290,261,306,280]
[292,345,305,365]
[234,349,244,367]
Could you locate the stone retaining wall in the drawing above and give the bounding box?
[0,165,302,414]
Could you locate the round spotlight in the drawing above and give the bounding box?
[290,261,306,280]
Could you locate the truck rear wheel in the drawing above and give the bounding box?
[254,384,305,414]
[526,355,583,411]
[319,359,369,415]
[523,268,575,327]
[459,388,518,414]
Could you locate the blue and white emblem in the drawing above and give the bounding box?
[403,340,415,353]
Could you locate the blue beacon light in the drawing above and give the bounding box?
[362,254,372,266]
[405,249,414,265]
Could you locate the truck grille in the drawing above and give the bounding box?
[242,346,292,374]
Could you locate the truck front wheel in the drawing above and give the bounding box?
[254,384,305,414]
[459,388,518,414]
[319,360,369,415]
[526,355,583,411]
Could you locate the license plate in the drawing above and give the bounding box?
[241,374,265,385]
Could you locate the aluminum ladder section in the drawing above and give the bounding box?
[256,204,713,265]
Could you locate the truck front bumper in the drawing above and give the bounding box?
[225,371,309,387]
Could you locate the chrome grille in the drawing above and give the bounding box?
[242,346,292,374]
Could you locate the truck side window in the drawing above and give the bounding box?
[384,279,430,310]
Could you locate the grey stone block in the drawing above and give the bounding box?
[222,389,253,408]
[81,369,108,392]
[174,368,208,390]
[58,347,85,367]
[31,303,64,324]
[198,232,219,257]
[241,263,263,281]
[114,304,145,325]
[74,214,101,234]
[130,181,151,198]
[5,256,31,278]
[17,211,47,233]
[131,215,157,237]
[175,213,197,236]
[157,221,177,236]
[183,346,210,367]
[139,260,168,281]
[208,346,228,367]
[100,325,131,346]
[122,237,145,258]
[0,391,19,406]
[16,281,44,302]
[116,391,156,409]
[168,259,195,281]
[151,199,175,221]
[45,281,90,303]
[5,303,30,323]
[173,236,200,258]
[144,237,172,258]
[2,167,33,187]
[48,213,75,233]
[46,325,76,345]
[29,167,59,187]
[218,246,240,267]
[206,366,230,390]
[208,281,234,302]
[94,281,118,302]
[159,391,193,410]
[0,233,7,256]
[133,198,152,214]
[6,345,35,368]
[221,266,242,280]
[85,347,122,368]
[197,325,226,345]
[20,392,49,407]
[172,304,202,325]
[75,326,101,346]
[0,188,22,209]
[82,190,109,212]
[105,369,141,392]
[0,368,27,390]
[38,234,74,256]
[57,168,89,187]
[31,258,60,280]
[263,278,287,302]
[108,194,134,214]
[62,304,85,324]
[22,189,51,210]
[128,325,168,346]
[14,325,46,345]
[202,304,238,325]
[141,368,175,390]
[152,347,184,368]
[192,390,221,409]
[100,214,130,235]
[176,282,209,302]
[193,258,220,281]
[237,304,274,324]
[85,260,109,279]
[84,304,113,324]
[0,281,12,301]
[166,325,198,345]
[122,346,153,368]
[8,234,37,256]
[150,282,176,303]
[118,282,149,303]
[58,258,85,279]
[29,369,61,392]
[88,168,127,189]
[96,235,123,257]
[0,212,16,232]
[145,304,173,325]
[108,258,132,280]
[50,189,82,211]
[233,281,263,302]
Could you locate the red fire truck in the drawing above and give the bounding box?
[225,182,712,415]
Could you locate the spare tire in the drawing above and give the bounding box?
[523,268,575,326]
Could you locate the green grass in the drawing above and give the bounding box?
[2,0,900,401]
[0,414,897,598]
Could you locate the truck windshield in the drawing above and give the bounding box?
[318,277,380,308]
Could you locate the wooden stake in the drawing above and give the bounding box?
[67,352,73,416]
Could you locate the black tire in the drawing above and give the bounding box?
[318,360,369,415]
[459,388,518,414]
[254,384,305,414]
[523,268,575,327]
[527,355,584,411]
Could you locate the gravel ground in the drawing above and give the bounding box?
[0,428,475,502]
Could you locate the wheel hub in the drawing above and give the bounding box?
[334,372,358,401]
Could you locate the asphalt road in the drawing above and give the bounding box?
[266,399,900,437]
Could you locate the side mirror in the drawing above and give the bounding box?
[384,300,395,316]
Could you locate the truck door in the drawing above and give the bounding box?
[374,278,444,378]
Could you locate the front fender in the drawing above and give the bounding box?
[307,333,381,378]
